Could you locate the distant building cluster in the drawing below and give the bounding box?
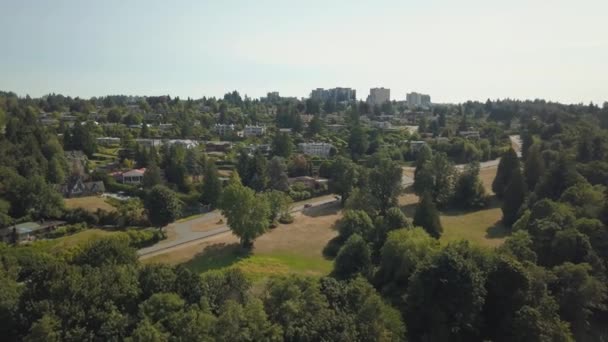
[367,87,391,106]
[406,92,431,107]
[310,87,356,103]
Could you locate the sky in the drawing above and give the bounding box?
[0,0,607,104]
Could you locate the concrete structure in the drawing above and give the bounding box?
[367,87,390,106]
[298,142,334,157]
[406,92,432,107]
[310,87,356,103]
[244,125,266,137]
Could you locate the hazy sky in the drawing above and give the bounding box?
[1,0,607,104]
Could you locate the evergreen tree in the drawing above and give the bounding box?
[144,185,182,230]
[493,148,520,198]
[453,162,487,209]
[502,167,527,226]
[201,162,222,208]
[413,192,443,239]
[143,162,162,188]
[271,132,293,158]
[524,143,545,190]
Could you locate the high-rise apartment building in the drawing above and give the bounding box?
[367,87,391,106]
[310,87,356,102]
[406,92,432,107]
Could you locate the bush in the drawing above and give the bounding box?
[47,223,88,239]
[125,229,164,248]
[278,214,294,224]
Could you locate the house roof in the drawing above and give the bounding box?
[123,168,146,177]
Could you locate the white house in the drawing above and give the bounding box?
[121,168,146,185]
[298,142,334,157]
[215,124,236,136]
[244,125,266,137]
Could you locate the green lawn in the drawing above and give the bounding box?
[439,206,509,248]
[182,245,333,280]
[32,229,117,256]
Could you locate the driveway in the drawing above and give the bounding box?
[138,195,338,257]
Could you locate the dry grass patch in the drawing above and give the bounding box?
[144,203,341,279]
[440,206,508,248]
[65,196,115,212]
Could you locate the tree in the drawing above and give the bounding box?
[220,177,270,247]
[201,162,222,208]
[344,187,380,217]
[502,167,527,226]
[348,124,369,159]
[332,234,372,279]
[215,299,282,342]
[493,148,520,199]
[184,148,203,181]
[248,151,268,192]
[267,157,289,191]
[143,162,162,188]
[550,262,607,338]
[405,242,487,341]
[413,192,443,239]
[144,185,182,229]
[376,228,439,301]
[534,155,586,201]
[271,132,293,158]
[328,157,358,204]
[336,210,375,242]
[368,158,402,213]
[262,190,292,223]
[47,156,66,185]
[24,314,62,342]
[307,114,323,136]
[524,143,545,190]
[414,153,457,208]
[452,162,487,209]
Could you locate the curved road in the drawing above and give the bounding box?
[138,195,338,258]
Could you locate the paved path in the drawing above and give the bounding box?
[138,195,338,258]
[402,134,522,183]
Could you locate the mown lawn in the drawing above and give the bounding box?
[65,196,116,212]
[32,229,117,256]
[440,205,509,248]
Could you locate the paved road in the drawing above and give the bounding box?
[138,195,338,257]
[402,134,522,184]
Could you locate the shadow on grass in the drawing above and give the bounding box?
[485,221,510,240]
[301,202,341,218]
[183,242,250,273]
[439,196,502,217]
[400,203,418,217]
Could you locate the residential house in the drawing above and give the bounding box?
[0,220,66,243]
[459,131,481,139]
[244,125,266,137]
[204,141,233,153]
[167,139,199,149]
[215,124,236,136]
[298,142,335,157]
[96,137,121,146]
[135,139,163,148]
[120,168,146,185]
[409,140,427,152]
[58,176,106,198]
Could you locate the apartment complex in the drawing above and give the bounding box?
[367,87,390,106]
[215,124,236,136]
[406,92,432,107]
[310,87,356,103]
[244,125,267,137]
[298,142,335,157]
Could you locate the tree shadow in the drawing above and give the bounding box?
[183,242,250,273]
[485,221,510,240]
[399,203,418,217]
[301,202,341,218]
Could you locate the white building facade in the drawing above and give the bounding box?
[298,142,334,157]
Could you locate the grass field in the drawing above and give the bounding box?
[32,229,117,256]
[65,196,116,212]
[144,204,340,279]
[440,205,508,247]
